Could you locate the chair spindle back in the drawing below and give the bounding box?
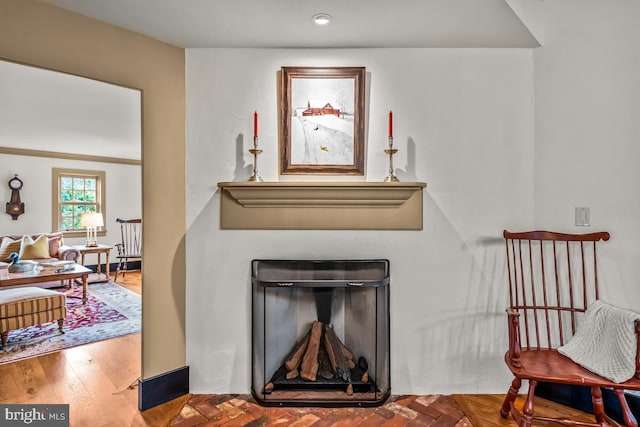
[117,218,142,258]
[504,230,610,350]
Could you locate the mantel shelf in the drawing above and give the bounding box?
[217,181,426,230]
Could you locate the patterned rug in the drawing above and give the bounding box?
[0,281,140,363]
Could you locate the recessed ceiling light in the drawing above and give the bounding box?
[312,13,332,26]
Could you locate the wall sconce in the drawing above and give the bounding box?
[6,174,25,220]
[80,212,104,247]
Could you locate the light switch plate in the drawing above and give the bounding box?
[575,207,590,226]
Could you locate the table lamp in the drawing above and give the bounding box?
[80,212,103,247]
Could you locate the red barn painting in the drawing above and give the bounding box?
[302,100,340,117]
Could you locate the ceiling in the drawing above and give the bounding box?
[0,59,141,160]
[38,0,542,49]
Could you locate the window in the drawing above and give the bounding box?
[52,168,106,236]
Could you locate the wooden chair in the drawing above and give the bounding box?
[500,230,640,427]
[114,218,142,283]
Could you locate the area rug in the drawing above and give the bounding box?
[0,281,140,364]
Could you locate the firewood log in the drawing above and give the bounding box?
[300,321,322,381]
[358,356,368,371]
[341,342,354,361]
[340,342,356,369]
[284,330,311,371]
[318,348,334,380]
[323,325,351,382]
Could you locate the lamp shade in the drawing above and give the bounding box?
[80,212,104,227]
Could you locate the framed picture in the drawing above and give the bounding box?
[280,66,366,175]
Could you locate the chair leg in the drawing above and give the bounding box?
[614,388,638,427]
[591,386,609,426]
[1,331,7,347]
[57,319,64,334]
[114,258,124,283]
[522,379,537,427]
[501,377,522,418]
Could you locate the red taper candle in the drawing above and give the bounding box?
[388,111,393,138]
[253,111,258,138]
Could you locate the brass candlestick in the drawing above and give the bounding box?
[248,136,263,182]
[384,136,399,182]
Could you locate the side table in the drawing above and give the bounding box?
[71,244,112,283]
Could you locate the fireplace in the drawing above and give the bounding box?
[251,259,390,407]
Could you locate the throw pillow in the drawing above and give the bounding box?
[19,235,51,259]
[0,237,22,261]
[46,232,64,257]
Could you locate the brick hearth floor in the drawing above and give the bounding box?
[170,394,471,426]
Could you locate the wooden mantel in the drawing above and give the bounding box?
[217,181,426,230]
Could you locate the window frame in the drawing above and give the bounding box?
[52,168,106,238]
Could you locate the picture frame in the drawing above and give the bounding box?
[280,66,366,175]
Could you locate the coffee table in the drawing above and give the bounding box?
[0,265,91,304]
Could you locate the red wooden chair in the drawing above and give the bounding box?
[500,230,640,427]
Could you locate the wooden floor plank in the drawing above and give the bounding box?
[0,362,27,402]
[453,393,596,427]
[12,357,61,403]
[139,394,192,427]
[64,339,144,426]
[81,332,141,389]
[38,351,95,412]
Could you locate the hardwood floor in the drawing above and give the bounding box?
[453,394,595,426]
[0,333,189,426]
[0,271,187,427]
[113,268,142,295]
[0,270,596,426]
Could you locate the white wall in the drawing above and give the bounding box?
[534,1,640,309]
[185,48,535,394]
[0,153,141,264]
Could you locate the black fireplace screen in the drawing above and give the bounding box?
[252,259,390,406]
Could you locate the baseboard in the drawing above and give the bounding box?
[85,261,141,274]
[138,366,189,411]
[536,382,640,424]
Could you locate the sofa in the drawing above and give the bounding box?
[0,232,80,289]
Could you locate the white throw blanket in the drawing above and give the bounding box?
[559,300,639,383]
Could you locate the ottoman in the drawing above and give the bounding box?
[0,287,66,347]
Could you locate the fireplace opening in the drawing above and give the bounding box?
[251,259,390,407]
